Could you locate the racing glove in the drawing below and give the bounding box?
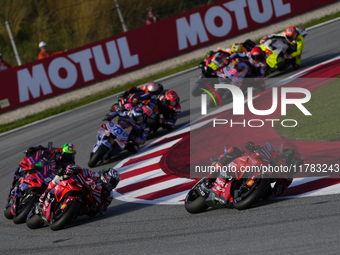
[103,114,113,121]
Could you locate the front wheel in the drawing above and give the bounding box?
[185,189,208,214]
[26,214,45,229]
[13,194,39,224]
[192,79,205,97]
[88,144,109,168]
[233,176,270,210]
[50,199,82,231]
[4,206,13,219]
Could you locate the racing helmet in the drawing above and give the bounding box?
[231,43,243,53]
[250,46,265,63]
[147,81,160,95]
[165,90,179,110]
[130,106,145,125]
[61,143,76,163]
[100,168,120,190]
[285,26,298,43]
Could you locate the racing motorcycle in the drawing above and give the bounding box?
[4,148,55,224]
[259,27,307,75]
[191,51,230,97]
[88,113,133,167]
[26,172,104,231]
[185,142,290,213]
[192,39,255,97]
[207,58,265,107]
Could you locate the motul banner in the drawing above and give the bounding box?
[0,0,338,114]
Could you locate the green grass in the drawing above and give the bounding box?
[1,11,340,134]
[274,77,340,141]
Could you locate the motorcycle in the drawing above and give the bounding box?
[185,142,289,213]
[208,58,265,107]
[4,148,56,224]
[88,113,133,167]
[191,51,230,97]
[192,39,256,97]
[26,172,104,231]
[259,27,307,75]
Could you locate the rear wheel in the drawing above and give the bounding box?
[50,199,82,231]
[233,175,270,210]
[26,214,45,229]
[13,195,39,224]
[88,144,109,167]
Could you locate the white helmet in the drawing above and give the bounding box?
[39,41,47,48]
[147,81,160,95]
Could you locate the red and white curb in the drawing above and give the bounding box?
[113,56,340,205]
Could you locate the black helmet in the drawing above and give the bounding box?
[100,168,120,190]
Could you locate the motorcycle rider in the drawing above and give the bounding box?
[208,141,304,196]
[39,165,120,215]
[12,143,76,187]
[226,46,268,79]
[122,81,164,100]
[157,90,181,132]
[112,81,164,113]
[104,106,150,153]
[260,26,305,70]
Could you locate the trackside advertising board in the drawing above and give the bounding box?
[0,0,338,113]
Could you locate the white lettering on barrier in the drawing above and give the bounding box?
[117,37,139,69]
[224,0,248,30]
[176,0,292,50]
[92,40,120,75]
[48,57,77,89]
[204,6,232,37]
[18,64,52,103]
[273,0,291,17]
[68,49,94,82]
[17,36,139,103]
[177,13,209,50]
[248,0,273,24]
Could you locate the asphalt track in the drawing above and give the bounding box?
[1,20,340,255]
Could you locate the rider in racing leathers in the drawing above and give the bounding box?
[122,81,164,100]
[39,165,120,215]
[12,143,76,187]
[103,106,150,153]
[157,90,181,132]
[208,141,304,197]
[260,26,305,70]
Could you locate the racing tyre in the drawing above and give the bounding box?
[13,195,39,224]
[50,199,81,231]
[191,80,204,97]
[233,175,270,210]
[4,206,13,219]
[26,214,45,229]
[88,144,109,168]
[185,189,208,214]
